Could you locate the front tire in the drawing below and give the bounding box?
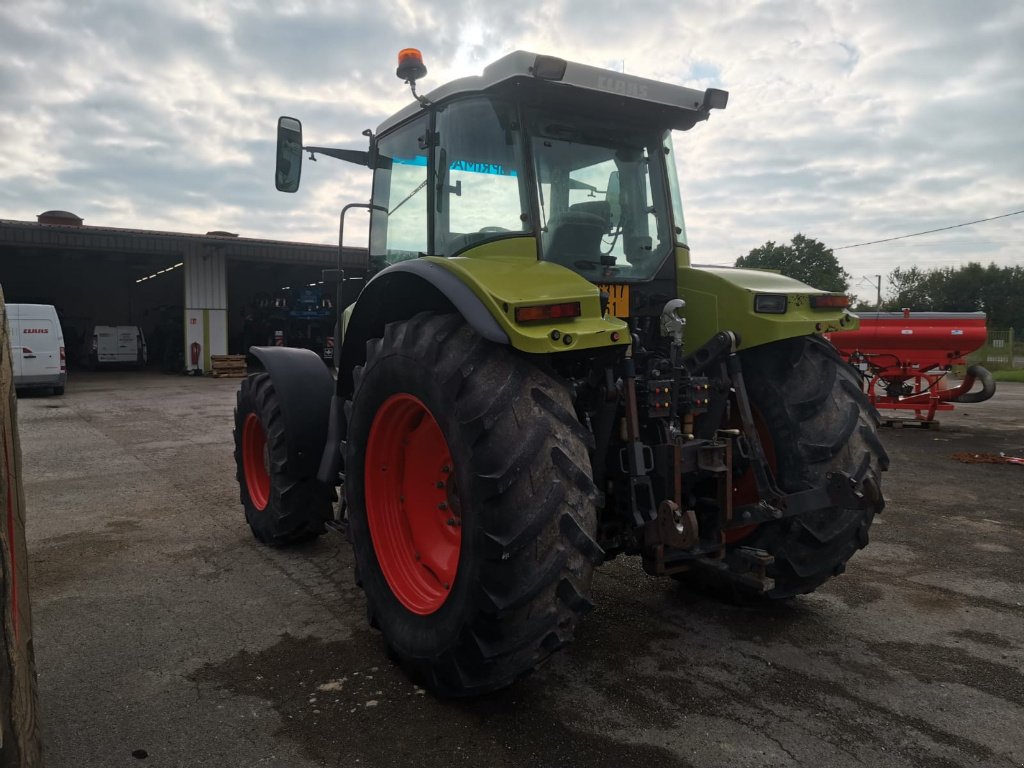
[233,373,332,545]
[733,336,888,598]
[345,313,602,696]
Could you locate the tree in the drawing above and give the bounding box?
[735,234,851,292]
[980,264,1024,332]
[886,266,933,309]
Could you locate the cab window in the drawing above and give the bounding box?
[529,110,672,282]
[369,115,429,268]
[434,97,529,256]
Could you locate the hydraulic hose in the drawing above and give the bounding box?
[953,364,996,403]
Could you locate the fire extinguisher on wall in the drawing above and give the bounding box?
[190,341,201,374]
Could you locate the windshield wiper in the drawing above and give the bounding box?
[389,179,427,215]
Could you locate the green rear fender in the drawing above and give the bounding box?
[337,237,628,393]
[435,238,629,354]
[679,262,859,351]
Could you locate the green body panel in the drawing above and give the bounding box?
[678,259,859,351]
[425,239,630,353]
[340,242,853,357]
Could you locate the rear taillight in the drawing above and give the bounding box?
[91,335,98,353]
[60,346,66,372]
[810,293,850,309]
[514,302,582,323]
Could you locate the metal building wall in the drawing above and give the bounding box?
[1,218,365,374]
[184,247,227,372]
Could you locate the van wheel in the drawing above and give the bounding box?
[53,386,65,396]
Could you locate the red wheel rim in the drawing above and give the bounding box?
[242,413,270,511]
[365,394,461,615]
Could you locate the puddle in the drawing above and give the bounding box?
[192,632,681,767]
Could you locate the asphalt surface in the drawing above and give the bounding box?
[17,371,1024,767]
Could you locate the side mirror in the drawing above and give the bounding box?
[275,116,303,193]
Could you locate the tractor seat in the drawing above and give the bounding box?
[567,200,612,229]
[545,201,612,267]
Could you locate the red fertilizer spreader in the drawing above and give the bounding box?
[827,309,996,423]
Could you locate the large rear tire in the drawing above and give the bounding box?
[345,313,602,696]
[731,335,888,598]
[233,373,332,546]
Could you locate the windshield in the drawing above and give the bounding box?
[529,110,674,282]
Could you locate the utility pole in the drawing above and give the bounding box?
[856,275,884,309]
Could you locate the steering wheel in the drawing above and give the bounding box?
[478,226,510,233]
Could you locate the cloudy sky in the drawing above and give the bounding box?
[2,0,1022,301]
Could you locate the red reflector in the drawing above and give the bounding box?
[810,294,850,309]
[514,302,582,323]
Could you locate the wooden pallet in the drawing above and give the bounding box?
[881,417,940,429]
[210,354,247,379]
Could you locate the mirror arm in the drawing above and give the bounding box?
[304,146,371,167]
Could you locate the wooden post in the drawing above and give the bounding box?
[0,288,44,767]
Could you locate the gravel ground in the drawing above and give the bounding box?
[18,371,1024,768]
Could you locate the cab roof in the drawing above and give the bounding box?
[377,51,728,136]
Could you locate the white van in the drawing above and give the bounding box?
[87,325,147,368]
[6,304,67,395]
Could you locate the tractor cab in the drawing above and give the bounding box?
[276,50,727,287]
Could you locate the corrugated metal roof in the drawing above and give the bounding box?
[0,218,368,269]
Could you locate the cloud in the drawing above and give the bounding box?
[1,0,1021,298]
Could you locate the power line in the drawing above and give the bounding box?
[833,209,1024,251]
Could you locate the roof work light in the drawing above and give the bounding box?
[396,48,427,83]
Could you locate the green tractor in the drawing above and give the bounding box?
[234,50,888,696]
